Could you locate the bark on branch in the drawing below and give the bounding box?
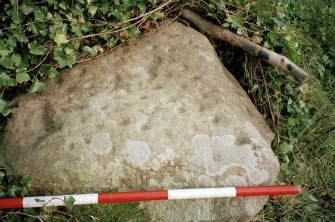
[181,9,310,84]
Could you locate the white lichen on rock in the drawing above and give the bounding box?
[89,132,113,155]
[192,133,269,184]
[198,175,216,187]
[126,140,151,166]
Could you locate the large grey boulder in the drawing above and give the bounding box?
[0,22,279,221]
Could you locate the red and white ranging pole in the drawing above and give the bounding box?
[0,185,301,209]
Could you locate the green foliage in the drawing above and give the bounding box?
[0,1,169,220]
[0,0,165,117]
[0,170,147,221]
[28,42,47,56]
[200,0,335,220]
[151,11,165,21]
[71,203,148,221]
[0,172,31,198]
[0,0,169,220]
[0,97,10,116]
[0,171,40,221]
[1,0,334,221]
[64,196,76,211]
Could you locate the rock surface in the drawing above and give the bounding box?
[0,22,279,221]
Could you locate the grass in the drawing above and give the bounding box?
[197,0,335,221]
[246,38,335,222]
[254,81,335,221]
[69,203,148,222]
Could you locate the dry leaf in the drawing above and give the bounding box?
[251,35,263,44]
[142,20,152,30]
[126,40,133,46]
[119,31,127,38]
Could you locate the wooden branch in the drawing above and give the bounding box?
[181,9,310,84]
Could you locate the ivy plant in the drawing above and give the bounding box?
[0,0,167,116]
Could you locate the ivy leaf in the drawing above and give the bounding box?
[0,42,13,57]
[71,25,84,36]
[150,11,164,21]
[16,69,30,83]
[11,54,21,67]
[0,72,10,85]
[112,9,126,20]
[0,97,10,117]
[0,71,16,87]
[95,45,103,55]
[127,26,140,40]
[34,9,46,20]
[38,64,59,78]
[0,98,7,113]
[64,42,78,55]
[64,196,75,210]
[1,105,10,116]
[7,185,20,197]
[83,45,103,57]
[83,46,91,53]
[148,0,157,5]
[28,78,45,93]
[0,57,14,69]
[88,5,98,16]
[28,23,39,35]
[54,33,69,46]
[53,48,76,68]
[108,38,117,47]
[98,3,110,14]
[279,142,294,155]
[304,193,318,202]
[59,1,68,10]
[293,177,305,185]
[28,42,47,55]
[21,176,32,188]
[31,56,40,65]
[7,36,17,48]
[47,67,59,78]
[11,28,29,43]
[20,187,29,197]
[231,16,243,27]
[21,3,34,15]
[137,3,146,14]
[225,15,244,29]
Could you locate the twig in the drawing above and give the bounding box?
[318,170,331,196]
[28,47,52,72]
[57,210,80,222]
[69,0,175,42]
[119,0,175,24]
[76,44,124,64]
[2,211,44,222]
[181,8,310,84]
[295,90,335,142]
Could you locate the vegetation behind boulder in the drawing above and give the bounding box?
[0,0,334,221]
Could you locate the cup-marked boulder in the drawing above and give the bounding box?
[0,22,279,221]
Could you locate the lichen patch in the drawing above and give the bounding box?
[192,134,269,184]
[126,140,151,166]
[89,132,113,155]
